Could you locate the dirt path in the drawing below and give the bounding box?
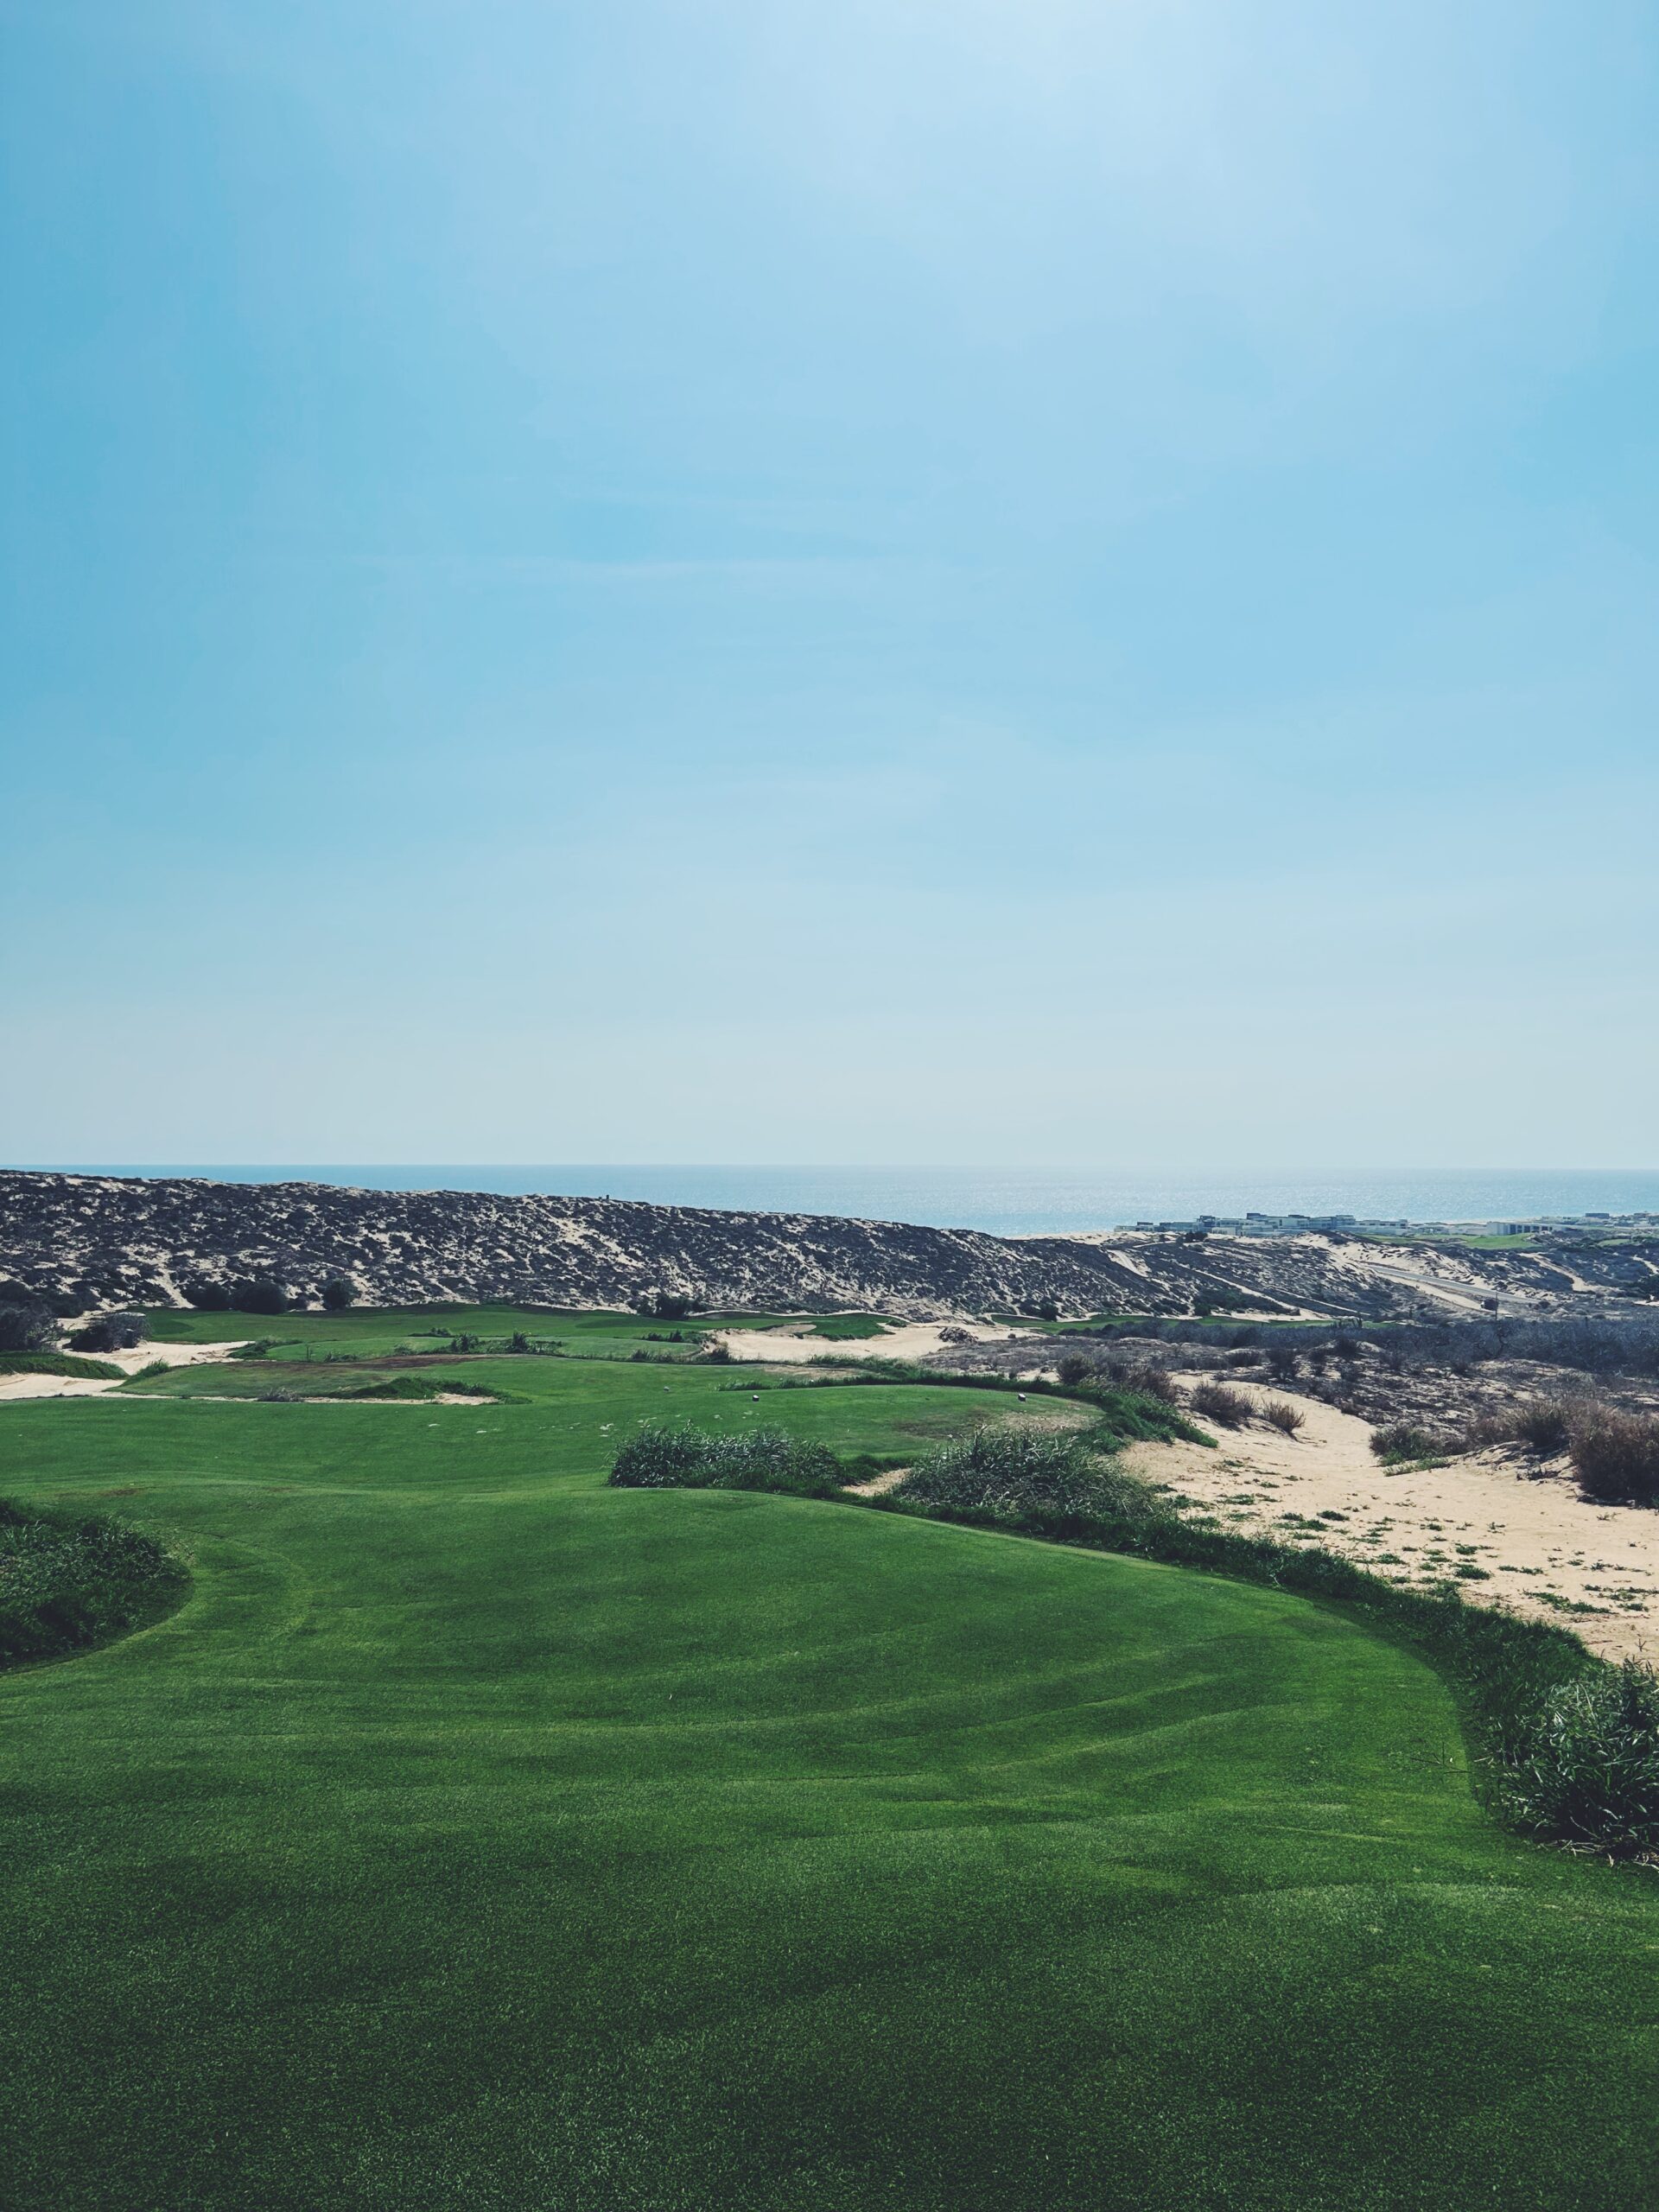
[1120,1376,1659,1664]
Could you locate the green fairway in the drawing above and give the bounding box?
[3,1370,1658,2209]
[143,1301,748,1361]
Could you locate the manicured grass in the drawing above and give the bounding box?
[2,1370,1658,2209]
[143,1303,803,1363]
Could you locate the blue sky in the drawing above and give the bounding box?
[3,0,1656,1166]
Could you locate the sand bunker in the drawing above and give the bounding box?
[1122,1375,1659,1665]
[715,1319,1022,1365]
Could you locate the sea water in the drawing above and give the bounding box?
[23,1166,1659,1237]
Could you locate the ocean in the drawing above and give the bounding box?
[20,1166,1659,1237]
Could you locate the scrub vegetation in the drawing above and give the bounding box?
[0,1497,187,1666]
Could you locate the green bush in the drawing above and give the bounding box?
[0,1298,58,1353]
[610,1424,843,1498]
[321,1278,358,1312]
[895,1427,1160,1533]
[1506,1663,1659,1854]
[0,1500,188,1667]
[70,1310,146,1353]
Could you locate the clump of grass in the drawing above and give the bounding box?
[610,1424,843,1498]
[1506,1662,1659,1855]
[1370,1422,1439,1465]
[1262,1399,1306,1436]
[129,1360,171,1382]
[1191,1380,1252,1428]
[894,1426,1158,1530]
[1569,1409,1659,1506]
[1513,1399,1574,1453]
[0,1499,188,1668]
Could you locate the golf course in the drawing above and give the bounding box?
[4,1318,1658,2209]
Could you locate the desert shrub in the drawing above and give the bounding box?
[1125,1363,1179,1405]
[1262,1399,1306,1436]
[181,1278,233,1312]
[1265,1344,1301,1382]
[1569,1409,1659,1506]
[1461,1408,1516,1452]
[637,1292,698,1321]
[1505,1663,1659,1855]
[1094,1355,1179,1404]
[236,1277,291,1316]
[1191,1380,1252,1428]
[321,1278,358,1312]
[1370,1423,1438,1463]
[70,1310,146,1353]
[609,1424,843,1498]
[1224,1348,1262,1370]
[1056,1353,1094,1388]
[696,1341,734,1364]
[895,1427,1157,1530]
[0,1299,57,1353]
[0,1500,188,1667]
[1513,1399,1574,1453]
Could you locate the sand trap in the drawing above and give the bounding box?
[715,1319,1021,1365]
[1120,1376,1659,1665]
[0,1338,248,1402]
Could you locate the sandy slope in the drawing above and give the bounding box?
[1121,1376,1659,1664]
[0,1338,243,1402]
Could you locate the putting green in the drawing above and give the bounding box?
[3,1383,1656,2210]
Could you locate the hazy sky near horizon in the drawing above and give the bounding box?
[4,1,1657,1166]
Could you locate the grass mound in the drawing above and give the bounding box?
[0,1498,187,1667]
[0,1351,124,1382]
[337,1375,515,1403]
[620,1409,1659,1863]
[611,1422,844,1497]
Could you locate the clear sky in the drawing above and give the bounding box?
[3,1,1656,1167]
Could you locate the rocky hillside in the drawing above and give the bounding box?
[0,1170,1452,1321]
